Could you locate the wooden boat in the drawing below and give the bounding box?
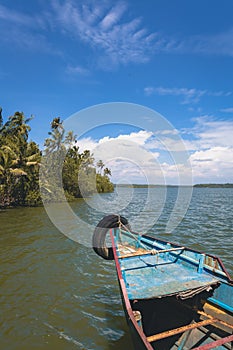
[92,215,233,350]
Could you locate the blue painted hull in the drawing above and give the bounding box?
[111,229,233,350]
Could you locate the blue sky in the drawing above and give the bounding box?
[0,0,233,184]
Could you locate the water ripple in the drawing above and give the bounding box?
[0,187,232,349]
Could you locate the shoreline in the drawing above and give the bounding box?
[115,183,233,188]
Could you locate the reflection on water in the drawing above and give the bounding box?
[0,188,232,349]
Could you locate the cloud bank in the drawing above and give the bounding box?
[76,116,232,184]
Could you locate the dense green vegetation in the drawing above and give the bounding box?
[0,110,113,208]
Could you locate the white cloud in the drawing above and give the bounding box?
[95,142,162,184]
[144,87,206,104]
[0,0,166,67]
[0,4,59,55]
[190,147,233,182]
[76,116,233,184]
[155,27,233,58]
[2,1,233,68]
[50,0,172,67]
[144,86,232,105]
[100,2,126,30]
[188,28,233,57]
[76,137,97,153]
[220,107,233,113]
[190,116,233,149]
[76,129,191,185]
[100,130,153,145]
[0,4,41,27]
[66,65,90,76]
[77,130,153,153]
[190,147,232,164]
[182,117,233,183]
[49,1,233,62]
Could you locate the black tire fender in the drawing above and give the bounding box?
[92,214,130,260]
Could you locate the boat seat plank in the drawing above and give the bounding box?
[119,247,185,259]
[120,254,219,300]
[147,318,218,342]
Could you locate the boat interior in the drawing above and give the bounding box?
[131,293,233,350]
[114,229,233,350]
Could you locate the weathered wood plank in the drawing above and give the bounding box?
[147,318,218,343]
[119,246,185,259]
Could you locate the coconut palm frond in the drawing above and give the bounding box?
[9,168,27,176]
[0,164,4,175]
[26,153,41,162]
[26,161,38,166]
[11,159,20,166]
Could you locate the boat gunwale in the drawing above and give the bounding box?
[110,229,154,350]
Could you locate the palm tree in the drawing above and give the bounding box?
[65,130,77,147]
[46,118,66,152]
[104,167,112,177]
[97,160,105,175]
[0,112,41,206]
[80,150,94,173]
[42,118,78,202]
[0,143,26,205]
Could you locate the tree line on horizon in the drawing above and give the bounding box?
[0,109,114,208]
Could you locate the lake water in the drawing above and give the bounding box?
[0,187,232,350]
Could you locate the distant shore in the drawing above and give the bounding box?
[193,183,233,188]
[115,183,233,188]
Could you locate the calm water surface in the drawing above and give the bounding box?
[0,188,232,349]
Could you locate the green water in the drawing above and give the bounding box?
[0,188,232,349]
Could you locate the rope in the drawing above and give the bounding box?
[116,214,148,250]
